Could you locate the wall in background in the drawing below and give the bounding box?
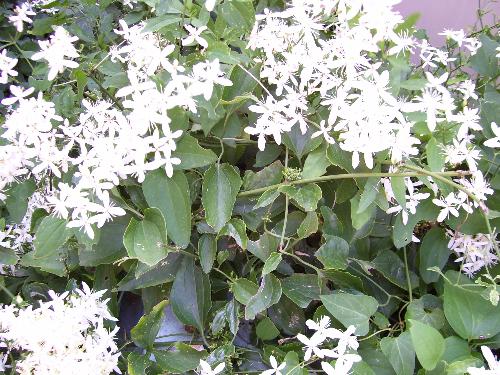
[396,0,499,45]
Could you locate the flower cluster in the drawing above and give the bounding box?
[383,177,430,227]
[447,230,498,277]
[1,20,232,239]
[31,26,80,81]
[0,283,120,374]
[263,316,360,375]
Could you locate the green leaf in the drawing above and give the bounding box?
[127,353,153,375]
[231,278,259,305]
[380,332,415,375]
[123,208,168,266]
[320,292,378,335]
[142,14,182,32]
[243,161,283,190]
[198,234,217,274]
[408,319,444,371]
[358,177,379,213]
[315,235,350,270]
[171,258,211,335]
[268,296,306,336]
[297,211,319,239]
[469,35,499,77]
[33,216,72,259]
[321,206,344,237]
[372,250,419,291]
[419,228,449,283]
[262,252,282,275]
[220,0,255,33]
[202,164,242,232]
[6,179,36,223]
[245,274,282,320]
[0,248,18,265]
[350,194,376,230]
[282,274,321,308]
[283,125,322,159]
[143,169,191,248]
[174,135,218,170]
[279,184,322,212]
[256,316,280,341]
[153,343,207,373]
[391,177,407,210]
[302,144,330,179]
[254,189,280,209]
[405,295,446,330]
[131,300,168,349]
[443,270,500,339]
[399,79,427,90]
[219,218,248,249]
[117,253,183,291]
[426,138,445,172]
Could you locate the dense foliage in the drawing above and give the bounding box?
[0,0,499,374]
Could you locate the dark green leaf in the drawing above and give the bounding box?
[262,252,282,275]
[219,218,248,249]
[6,179,36,223]
[372,250,419,291]
[131,300,168,349]
[315,235,350,270]
[282,274,321,308]
[202,164,242,232]
[153,343,207,373]
[198,234,217,274]
[297,211,319,239]
[231,278,259,305]
[320,292,378,335]
[171,258,211,335]
[256,316,280,340]
[419,228,449,283]
[143,169,191,248]
[127,353,153,375]
[245,274,282,320]
[279,184,322,212]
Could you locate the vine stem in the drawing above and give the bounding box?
[237,170,469,198]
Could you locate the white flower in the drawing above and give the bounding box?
[297,332,327,361]
[123,0,138,8]
[245,97,294,151]
[31,26,80,81]
[198,360,225,375]
[1,85,35,106]
[182,25,209,49]
[448,231,498,277]
[0,49,18,84]
[453,107,481,140]
[311,120,335,144]
[8,3,35,32]
[321,354,362,375]
[261,355,286,375]
[205,0,217,11]
[484,122,500,148]
[433,192,461,222]
[467,346,500,374]
[0,284,120,374]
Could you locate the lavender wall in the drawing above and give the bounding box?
[395,0,499,45]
